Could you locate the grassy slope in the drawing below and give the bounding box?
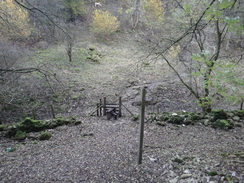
[3,32,175,121]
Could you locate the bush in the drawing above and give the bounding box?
[131,115,139,121]
[15,131,26,140]
[212,119,233,129]
[143,0,164,25]
[18,117,47,132]
[39,132,52,140]
[91,10,120,37]
[0,125,6,131]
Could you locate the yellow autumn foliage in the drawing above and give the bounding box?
[91,10,120,36]
[169,45,181,59]
[143,0,164,25]
[0,0,32,40]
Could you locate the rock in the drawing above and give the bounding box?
[203,120,209,126]
[82,133,94,137]
[149,157,157,162]
[233,116,240,121]
[240,155,244,160]
[126,90,139,99]
[183,169,191,174]
[156,121,166,126]
[212,119,233,129]
[179,174,192,179]
[228,154,237,158]
[169,178,178,183]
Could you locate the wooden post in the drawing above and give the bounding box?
[100,99,102,116]
[103,97,106,116]
[32,109,37,120]
[50,104,56,119]
[119,97,122,117]
[138,87,146,165]
[97,103,99,116]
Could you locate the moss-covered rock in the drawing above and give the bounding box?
[0,125,6,131]
[208,171,218,176]
[3,117,81,139]
[18,117,47,132]
[188,112,202,121]
[15,131,26,140]
[172,158,184,164]
[156,121,166,126]
[39,132,52,140]
[232,110,244,119]
[212,119,234,129]
[211,109,228,121]
[168,116,185,124]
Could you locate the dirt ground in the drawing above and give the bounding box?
[0,116,243,183]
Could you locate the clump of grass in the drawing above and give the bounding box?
[39,131,52,140]
[15,130,26,140]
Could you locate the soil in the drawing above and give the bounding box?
[0,117,243,183]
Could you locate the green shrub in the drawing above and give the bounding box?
[39,132,52,140]
[212,119,233,129]
[15,131,26,140]
[211,109,228,121]
[0,125,6,131]
[131,115,139,121]
[208,171,218,176]
[18,117,47,132]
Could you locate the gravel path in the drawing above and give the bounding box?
[0,117,243,183]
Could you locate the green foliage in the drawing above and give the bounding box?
[232,110,244,118]
[85,45,103,62]
[15,130,26,140]
[91,10,120,37]
[167,115,185,124]
[208,171,218,176]
[212,119,233,129]
[148,112,202,125]
[39,131,52,140]
[18,117,47,132]
[64,0,84,17]
[211,109,228,121]
[131,115,139,121]
[0,125,6,131]
[214,61,244,107]
[172,158,184,164]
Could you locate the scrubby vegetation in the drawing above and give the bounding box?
[146,110,243,129]
[0,117,81,140]
[38,131,52,140]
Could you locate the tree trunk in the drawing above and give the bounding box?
[131,0,141,29]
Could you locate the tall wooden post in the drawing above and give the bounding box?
[138,87,146,164]
[97,103,99,116]
[119,97,122,117]
[100,99,102,116]
[50,104,56,119]
[103,97,106,116]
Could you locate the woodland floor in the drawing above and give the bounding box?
[0,117,243,183]
[1,34,244,183]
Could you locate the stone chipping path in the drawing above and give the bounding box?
[0,117,243,183]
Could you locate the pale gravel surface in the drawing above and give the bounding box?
[0,117,243,183]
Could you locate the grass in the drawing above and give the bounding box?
[4,33,175,122]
